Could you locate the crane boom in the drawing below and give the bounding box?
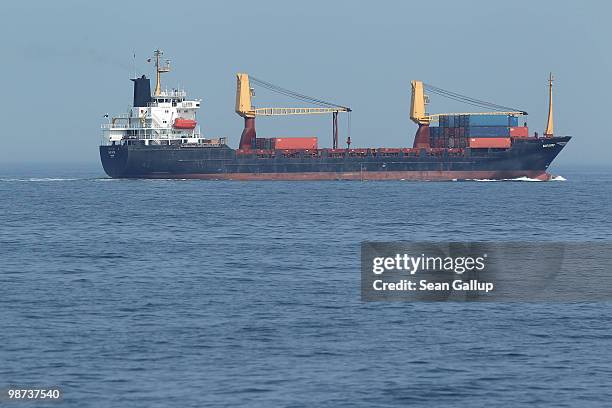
[253,107,349,116]
[235,73,350,118]
[428,111,525,118]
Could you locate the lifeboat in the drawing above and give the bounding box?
[173,118,197,129]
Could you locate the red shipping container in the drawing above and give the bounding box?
[469,137,511,148]
[510,127,529,138]
[273,137,318,150]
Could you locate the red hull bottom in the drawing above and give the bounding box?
[140,170,553,181]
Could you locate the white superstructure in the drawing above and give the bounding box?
[101,49,225,147]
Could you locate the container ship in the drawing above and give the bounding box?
[100,50,570,180]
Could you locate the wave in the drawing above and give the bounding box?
[467,175,566,182]
[472,177,544,182]
[0,177,80,182]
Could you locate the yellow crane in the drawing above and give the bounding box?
[409,80,528,148]
[409,80,526,126]
[235,73,351,149]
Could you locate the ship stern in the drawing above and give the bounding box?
[99,145,130,178]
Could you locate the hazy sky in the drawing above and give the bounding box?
[1,0,610,167]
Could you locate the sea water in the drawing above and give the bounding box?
[1,164,611,407]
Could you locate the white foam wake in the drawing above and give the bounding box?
[468,175,566,182]
[0,178,79,182]
[473,176,543,182]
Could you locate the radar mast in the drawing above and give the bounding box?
[153,49,171,96]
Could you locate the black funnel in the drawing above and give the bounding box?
[131,75,151,107]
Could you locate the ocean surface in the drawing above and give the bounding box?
[1,164,611,407]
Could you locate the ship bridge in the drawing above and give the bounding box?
[149,89,191,104]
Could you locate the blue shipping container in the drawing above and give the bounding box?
[438,115,462,127]
[467,126,510,137]
[468,115,511,127]
[509,116,519,127]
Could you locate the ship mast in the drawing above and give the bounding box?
[544,72,554,137]
[153,49,171,96]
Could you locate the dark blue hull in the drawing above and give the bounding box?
[100,137,570,180]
